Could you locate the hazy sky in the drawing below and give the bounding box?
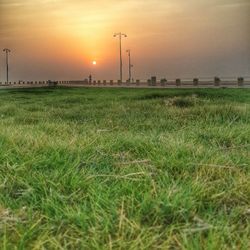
[0,0,249,81]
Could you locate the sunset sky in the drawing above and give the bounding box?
[0,0,249,81]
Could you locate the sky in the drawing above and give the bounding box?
[0,0,250,82]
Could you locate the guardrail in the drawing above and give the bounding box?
[0,78,250,88]
[0,80,70,86]
[66,77,250,88]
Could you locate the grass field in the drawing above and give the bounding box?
[0,87,249,249]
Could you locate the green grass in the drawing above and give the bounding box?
[0,87,249,249]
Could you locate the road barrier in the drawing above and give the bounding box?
[214,77,221,86]
[238,77,244,86]
[176,79,181,86]
[193,78,199,86]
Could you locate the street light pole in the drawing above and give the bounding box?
[3,48,11,84]
[114,32,127,83]
[126,49,133,82]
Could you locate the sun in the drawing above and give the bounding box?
[92,61,97,65]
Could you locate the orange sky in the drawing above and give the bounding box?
[0,0,250,81]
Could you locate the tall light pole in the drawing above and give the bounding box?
[126,49,133,82]
[3,48,11,84]
[113,32,127,82]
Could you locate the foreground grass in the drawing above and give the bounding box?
[0,87,249,249]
